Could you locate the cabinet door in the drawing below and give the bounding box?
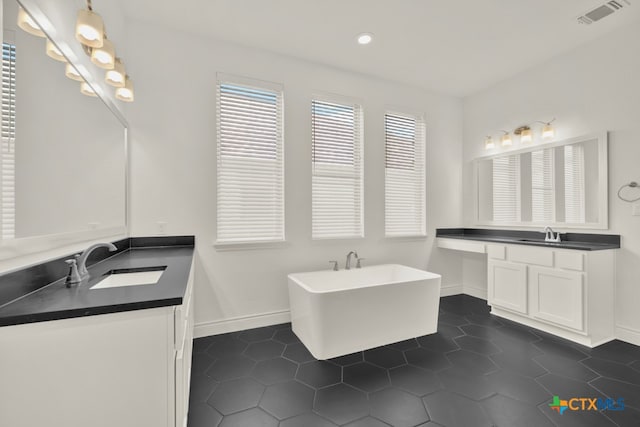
[530,266,584,331]
[488,260,528,314]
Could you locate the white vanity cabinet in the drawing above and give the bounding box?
[486,244,614,347]
[0,260,195,427]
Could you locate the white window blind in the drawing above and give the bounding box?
[564,144,586,223]
[384,112,426,237]
[216,79,284,243]
[1,41,16,240]
[531,149,554,223]
[492,155,520,222]
[311,98,363,239]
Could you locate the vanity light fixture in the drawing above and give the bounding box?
[500,131,512,146]
[45,39,66,62]
[75,0,104,48]
[17,7,45,38]
[538,118,556,141]
[115,75,134,102]
[90,37,115,69]
[515,125,533,143]
[484,136,495,150]
[80,81,98,97]
[65,63,84,81]
[105,58,126,87]
[357,33,374,45]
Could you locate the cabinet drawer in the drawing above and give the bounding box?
[437,238,486,253]
[556,251,584,271]
[508,245,553,267]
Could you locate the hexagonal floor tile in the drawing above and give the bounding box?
[533,337,590,361]
[218,407,278,427]
[207,377,265,415]
[238,326,276,342]
[369,388,429,427]
[343,417,389,427]
[364,346,406,368]
[581,357,640,384]
[328,352,363,366]
[314,384,369,425]
[460,324,499,340]
[438,312,470,327]
[259,380,315,419]
[206,354,255,381]
[465,313,504,327]
[416,333,459,353]
[343,362,390,392]
[251,357,297,385]
[390,364,442,396]
[405,347,451,371]
[446,349,498,375]
[186,402,222,427]
[590,377,640,409]
[536,373,606,399]
[537,401,618,427]
[244,340,285,361]
[189,374,218,404]
[296,360,342,388]
[423,390,492,427]
[283,342,315,363]
[191,352,216,376]
[206,334,249,359]
[436,323,464,338]
[533,353,598,382]
[486,370,551,405]
[437,367,496,401]
[454,335,501,356]
[482,394,554,427]
[586,340,640,364]
[388,338,419,351]
[490,350,548,379]
[280,413,338,427]
[273,328,300,344]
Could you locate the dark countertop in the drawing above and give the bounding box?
[0,238,194,327]
[436,228,620,251]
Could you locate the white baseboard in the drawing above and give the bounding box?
[615,324,640,346]
[440,284,463,297]
[463,286,487,300]
[195,309,291,338]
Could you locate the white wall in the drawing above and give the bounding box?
[126,21,464,334]
[462,21,640,344]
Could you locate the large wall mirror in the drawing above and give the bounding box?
[0,0,127,259]
[475,132,608,229]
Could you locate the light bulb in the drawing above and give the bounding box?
[75,9,104,48]
[65,63,84,81]
[357,33,373,45]
[17,7,45,37]
[520,128,533,144]
[115,76,134,102]
[46,39,66,62]
[484,136,494,150]
[542,123,555,140]
[501,133,512,146]
[91,38,115,69]
[80,82,98,97]
[105,58,125,87]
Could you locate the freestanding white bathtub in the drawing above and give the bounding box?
[287,264,441,360]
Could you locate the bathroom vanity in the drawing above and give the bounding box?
[437,228,619,347]
[0,237,195,427]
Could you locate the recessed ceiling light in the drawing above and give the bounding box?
[357,33,373,45]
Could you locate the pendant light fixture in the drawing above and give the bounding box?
[105,58,125,87]
[75,0,104,48]
[484,136,495,150]
[80,81,98,97]
[500,131,512,146]
[90,37,115,69]
[65,63,84,81]
[17,7,45,38]
[45,39,66,62]
[115,75,134,102]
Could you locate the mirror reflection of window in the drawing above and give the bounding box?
[531,149,555,223]
[1,36,16,240]
[492,155,520,222]
[564,144,586,224]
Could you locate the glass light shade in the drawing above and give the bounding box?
[542,123,555,140]
[17,7,45,38]
[484,136,494,150]
[91,38,115,69]
[80,81,98,97]
[501,133,512,146]
[65,63,84,81]
[520,128,533,143]
[115,76,134,102]
[105,58,125,87]
[357,33,373,45]
[45,39,66,62]
[75,9,104,48]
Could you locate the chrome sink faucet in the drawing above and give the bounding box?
[543,226,561,243]
[345,250,358,270]
[75,242,117,281]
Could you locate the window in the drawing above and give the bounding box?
[384,112,426,237]
[216,77,284,244]
[564,144,585,223]
[531,149,554,223]
[1,41,16,240]
[311,98,363,239]
[492,155,520,222]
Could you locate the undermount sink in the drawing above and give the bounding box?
[90,267,166,290]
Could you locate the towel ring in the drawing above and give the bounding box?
[617,181,640,203]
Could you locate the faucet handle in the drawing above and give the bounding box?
[356,258,365,269]
[329,261,339,271]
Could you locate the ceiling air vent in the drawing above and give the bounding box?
[577,0,631,24]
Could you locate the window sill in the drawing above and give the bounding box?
[213,240,290,251]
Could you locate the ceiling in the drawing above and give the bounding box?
[119,0,640,97]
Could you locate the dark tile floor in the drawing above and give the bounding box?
[187,295,640,427]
